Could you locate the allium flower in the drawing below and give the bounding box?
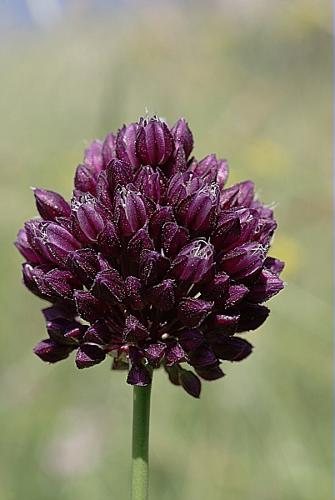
[16,116,284,398]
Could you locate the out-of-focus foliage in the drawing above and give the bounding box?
[0,1,332,499]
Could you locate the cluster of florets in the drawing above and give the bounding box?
[15,116,284,397]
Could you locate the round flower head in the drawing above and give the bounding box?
[16,116,284,398]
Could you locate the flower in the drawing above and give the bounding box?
[15,116,284,398]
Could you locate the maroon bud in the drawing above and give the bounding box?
[74,164,98,195]
[203,272,230,301]
[165,342,186,366]
[123,315,149,342]
[177,183,219,234]
[92,268,125,304]
[195,365,225,381]
[15,228,43,264]
[171,118,193,158]
[180,369,201,398]
[212,336,253,362]
[114,186,149,237]
[189,345,217,368]
[145,279,176,311]
[161,223,189,257]
[83,140,104,173]
[207,314,240,336]
[126,227,154,264]
[193,154,228,188]
[76,202,105,242]
[223,284,249,308]
[136,117,173,166]
[178,329,204,352]
[102,132,117,166]
[45,223,81,263]
[219,242,265,280]
[43,268,80,300]
[264,257,285,276]
[139,250,170,286]
[33,188,71,221]
[177,298,213,327]
[34,339,74,363]
[134,166,166,203]
[107,159,133,193]
[247,269,284,303]
[74,290,105,323]
[170,240,214,283]
[144,343,165,366]
[97,221,121,257]
[167,171,203,205]
[116,123,140,168]
[67,248,109,287]
[127,363,151,386]
[124,276,145,311]
[237,304,269,332]
[76,343,106,368]
[148,206,175,243]
[221,180,255,209]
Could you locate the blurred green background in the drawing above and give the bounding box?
[0,1,332,499]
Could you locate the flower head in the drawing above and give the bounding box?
[15,116,284,398]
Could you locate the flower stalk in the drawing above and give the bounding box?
[131,382,152,500]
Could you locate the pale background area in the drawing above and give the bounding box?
[0,1,332,499]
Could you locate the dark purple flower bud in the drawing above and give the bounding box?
[124,276,145,311]
[67,248,108,287]
[264,257,285,276]
[179,369,201,398]
[34,339,74,363]
[177,298,213,327]
[126,228,154,265]
[207,314,240,335]
[195,365,225,381]
[170,240,214,283]
[145,279,176,311]
[84,140,104,173]
[84,321,112,345]
[136,117,173,166]
[139,250,170,286]
[75,202,105,242]
[171,118,194,158]
[45,223,81,263]
[219,242,265,280]
[74,290,105,323]
[114,186,149,238]
[247,269,284,303]
[97,221,121,257]
[116,123,141,168]
[178,329,204,352]
[43,268,80,300]
[193,154,228,188]
[74,164,98,195]
[144,343,165,366]
[42,305,76,322]
[236,303,269,332]
[223,284,249,308]
[165,342,186,366]
[134,166,166,203]
[15,228,43,264]
[92,269,125,304]
[177,183,219,234]
[76,343,106,369]
[203,272,230,300]
[96,171,113,210]
[161,223,189,257]
[212,336,253,362]
[123,315,149,342]
[189,345,217,368]
[22,264,51,298]
[165,144,188,176]
[221,180,255,209]
[102,132,117,166]
[127,363,151,386]
[165,364,181,385]
[45,316,83,344]
[148,206,175,243]
[253,217,277,245]
[167,171,203,206]
[24,219,56,262]
[211,210,241,252]
[33,188,71,221]
[107,159,133,193]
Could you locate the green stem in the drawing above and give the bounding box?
[131,383,152,500]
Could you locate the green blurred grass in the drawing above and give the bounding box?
[0,3,332,499]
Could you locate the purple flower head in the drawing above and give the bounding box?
[16,116,284,398]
